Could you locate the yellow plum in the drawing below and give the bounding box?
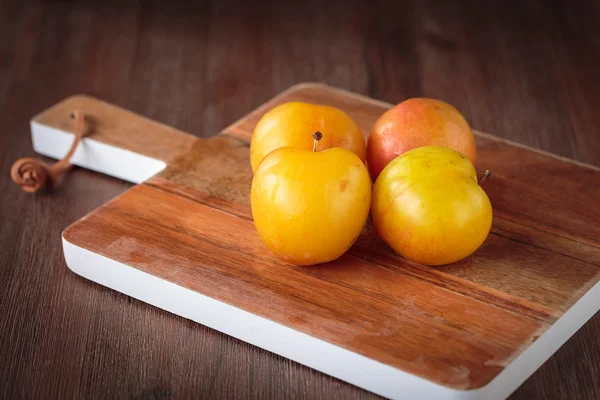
[251,133,371,265]
[371,146,492,266]
[250,102,366,172]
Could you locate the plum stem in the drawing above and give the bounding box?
[479,170,492,187]
[312,131,323,152]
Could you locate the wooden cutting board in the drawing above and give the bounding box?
[31,83,600,400]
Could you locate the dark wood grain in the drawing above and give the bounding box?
[1,0,600,399]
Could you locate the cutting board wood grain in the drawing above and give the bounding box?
[31,83,600,400]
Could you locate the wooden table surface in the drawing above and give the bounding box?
[1,0,599,399]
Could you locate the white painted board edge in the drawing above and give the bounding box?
[31,121,166,184]
[62,237,600,400]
